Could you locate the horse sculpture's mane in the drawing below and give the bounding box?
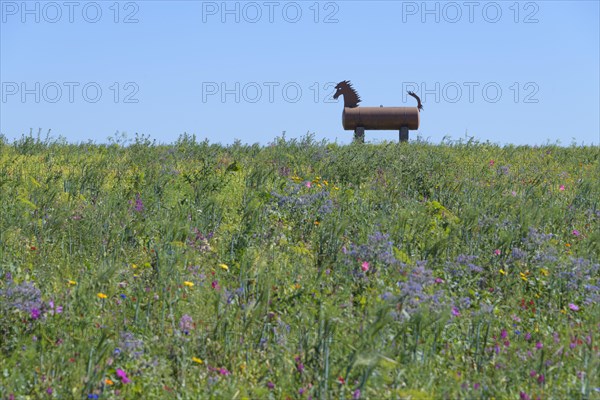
[335,80,361,108]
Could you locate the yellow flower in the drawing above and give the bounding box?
[183,281,194,287]
[540,268,549,276]
[520,272,528,282]
[132,263,138,269]
[97,293,107,299]
[219,263,229,271]
[67,280,77,285]
[105,378,114,385]
[192,357,203,364]
[499,269,506,275]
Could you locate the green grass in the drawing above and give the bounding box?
[0,133,598,399]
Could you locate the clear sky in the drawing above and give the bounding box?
[1,0,599,145]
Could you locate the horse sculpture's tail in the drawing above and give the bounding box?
[407,91,423,111]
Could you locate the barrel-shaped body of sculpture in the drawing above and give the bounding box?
[342,107,420,130]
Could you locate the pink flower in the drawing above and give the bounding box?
[361,261,369,272]
[572,229,580,237]
[116,369,131,384]
[305,181,312,188]
[559,185,565,191]
[434,277,444,284]
[568,303,579,311]
[489,160,495,166]
[494,249,501,256]
[451,307,460,317]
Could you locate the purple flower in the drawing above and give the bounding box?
[131,193,144,212]
[500,329,508,339]
[572,229,580,237]
[179,314,194,334]
[353,389,361,399]
[267,381,275,390]
[535,342,543,350]
[568,303,579,311]
[520,392,531,400]
[31,308,41,320]
[451,307,460,317]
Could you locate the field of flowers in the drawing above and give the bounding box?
[0,133,598,399]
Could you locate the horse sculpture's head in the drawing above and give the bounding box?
[333,80,361,108]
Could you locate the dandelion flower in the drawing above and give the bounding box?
[192,357,203,364]
[67,280,77,286]
[499,269,506,275]
[218,263,229,271]
[183,281,194,288]
[97,293,107,299]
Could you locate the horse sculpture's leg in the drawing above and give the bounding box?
[354,127,365,143]
[399,126,409,143]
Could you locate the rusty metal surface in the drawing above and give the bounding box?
[342,106,420,130]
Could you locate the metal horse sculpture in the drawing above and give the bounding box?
[333,80,422,143]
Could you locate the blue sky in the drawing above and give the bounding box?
[1,0,599,145]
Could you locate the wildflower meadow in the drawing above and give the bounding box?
[0,133,598,399]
